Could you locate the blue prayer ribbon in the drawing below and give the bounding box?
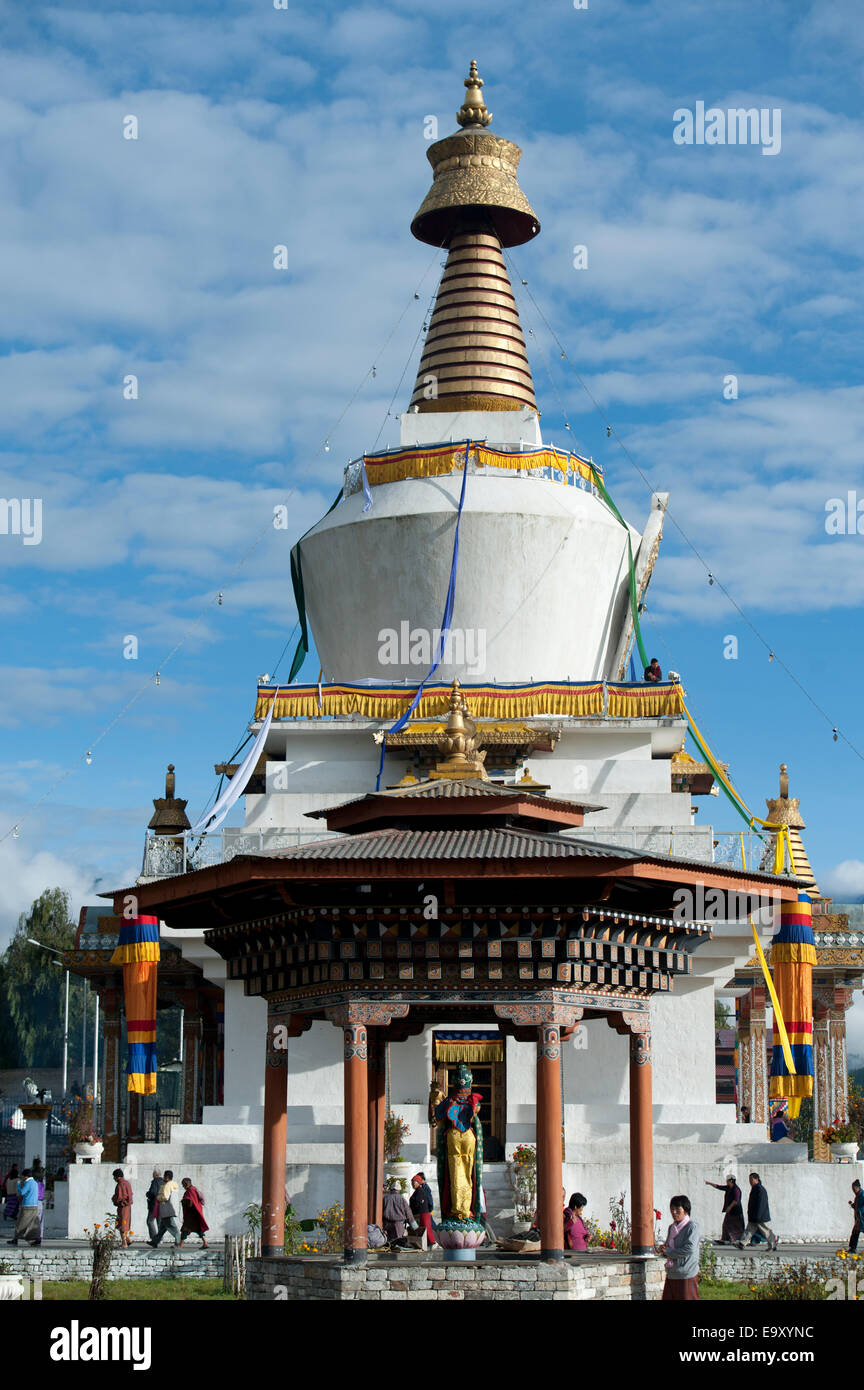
[375,440,471,789]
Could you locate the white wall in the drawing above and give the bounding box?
[221,982,266,1119]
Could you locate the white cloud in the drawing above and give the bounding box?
[822,860,864,903]
[0,839,98,951]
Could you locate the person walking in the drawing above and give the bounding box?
[736,1173,778,1250]
[148,1169,181,1247]
[564,1192,590,1251]
[705,1175,744,1245]
[658,1195,700,1300]
[32,1159,46,1242]
[382,1179,414,1248]
[409,1173,435,1246]
[145,1169,162,1242]
[111,1168,134,1247]
[849,1179,864,1253]
[3,1165,20,1222]
[7,1168,41,1247]
[178,1178,209,1248]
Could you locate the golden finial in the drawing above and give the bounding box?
[456,59,492,128]
[429,678,488,780]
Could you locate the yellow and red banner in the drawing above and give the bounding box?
[769,893,815,1117]
[110,915,160,1095]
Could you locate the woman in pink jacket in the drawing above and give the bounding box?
[564,1192,589,1251]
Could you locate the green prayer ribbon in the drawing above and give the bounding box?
[287,488,344,683]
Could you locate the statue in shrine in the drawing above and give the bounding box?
[433,1063,487,1250]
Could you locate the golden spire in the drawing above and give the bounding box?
[759,762,821,896]
[457,60,492,128]
[409,61,539,414]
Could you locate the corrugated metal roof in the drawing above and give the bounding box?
[256,827,642,862]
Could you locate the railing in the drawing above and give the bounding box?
[144,825,768,880]
[568,827,767,869]
[224,1232,261,1296]
[141,827,338,880]
[0,1095,100,1169]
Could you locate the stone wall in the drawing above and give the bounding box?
[246,1254,664,1301]
[0,1245,223,1281]
[714,1252,855,1283]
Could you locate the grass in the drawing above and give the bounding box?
[698,1277,753,1301]
[40,1278,238,1301]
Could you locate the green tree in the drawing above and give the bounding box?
[0,888,86,1070]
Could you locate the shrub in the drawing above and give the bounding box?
[749,1261,832,1301]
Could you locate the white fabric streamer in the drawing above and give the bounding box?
[189,701,276,836]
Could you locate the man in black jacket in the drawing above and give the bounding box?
[736,1172,779,1250]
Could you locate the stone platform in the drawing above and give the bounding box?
[0,1238,223,1282]
[246,1250,664,1301]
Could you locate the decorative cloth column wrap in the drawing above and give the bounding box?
[769,893,815,1117]
[110,915,160,1095]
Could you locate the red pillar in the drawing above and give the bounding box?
[367,1030,385,1226]
[629,1029,654,1256]
[343,1023,369,1264]
[261,1012,288,1257]
[536,1023,564,1261]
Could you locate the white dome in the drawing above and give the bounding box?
[297,471,640,684]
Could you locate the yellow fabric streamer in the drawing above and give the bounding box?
[749,923,795,1076]
[434,1042,504,1063]
[607,685,684,718]
[255,683,606,722]
[361,443,600,489]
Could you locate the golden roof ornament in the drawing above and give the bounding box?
[147,763,191,835]
[409,60,539,414]
[428,679,489,781]
[457,60,492,128]
[759,762,821,896]
[764,762,805,829]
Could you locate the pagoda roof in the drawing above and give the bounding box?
[261,825,634,862]
[305,777,600,834]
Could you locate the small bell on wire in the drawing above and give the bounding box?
[768,651,774,662]
[708,573,714,586]
[371,366,376,378]
[606,426,612,437]
[85,751,92,765]
[324,440,330,452]
[414,293,420,300]
[217,591,223,606]
[833,728,839,742]
[155,671,161,686]
[12,826,19,839]
[521,279,527,286]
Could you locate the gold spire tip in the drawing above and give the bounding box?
[457,59,492,128]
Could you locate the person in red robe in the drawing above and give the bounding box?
[179,1177,209,1248]
[111,1168,133,1246]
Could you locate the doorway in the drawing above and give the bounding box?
[432,1033,506,1161]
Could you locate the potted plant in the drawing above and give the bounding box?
[823,1118,860,1161]
[506,1144,537,1232]
[69,1101,103,1163]
[383,1111,412,1189]
[0,1259,24,1302]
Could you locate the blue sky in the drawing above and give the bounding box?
[1,1,863,1050]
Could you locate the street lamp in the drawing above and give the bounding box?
[27,938,70,1098]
